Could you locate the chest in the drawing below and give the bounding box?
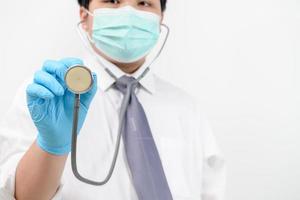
[62,89,204,199]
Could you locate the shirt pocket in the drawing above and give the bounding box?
[158,137,200,200]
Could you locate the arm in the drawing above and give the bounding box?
[8,58,97,200]
[15,141,67,200]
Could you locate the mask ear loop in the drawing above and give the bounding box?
[84,7,94,16]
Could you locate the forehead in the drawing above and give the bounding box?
[89,0,161,3]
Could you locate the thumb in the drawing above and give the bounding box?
[80,72,98,109]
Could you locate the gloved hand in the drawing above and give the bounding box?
[26,58,98,155]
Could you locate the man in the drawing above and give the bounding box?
[0,0,226,199]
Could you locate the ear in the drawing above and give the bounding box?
[79,7,89,31]
[160,12,164,24]
[159,12,165,32]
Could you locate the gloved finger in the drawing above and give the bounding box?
[26,83,55,100]
[42,58,84,87]
[59,57,83,68]
[80,72,98,110]
[42,60,69,85]
[34,70,65,96]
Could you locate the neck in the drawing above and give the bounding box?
[92,46,145,74]
[112,58,146,74]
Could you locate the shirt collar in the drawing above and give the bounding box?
[83,52,156,94]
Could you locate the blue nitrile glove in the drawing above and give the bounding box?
[26,58,98,155]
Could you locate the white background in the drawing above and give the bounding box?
[0,0,299,199]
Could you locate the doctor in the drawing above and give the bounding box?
[0,0,226,199]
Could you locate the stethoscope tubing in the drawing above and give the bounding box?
[69,21,170,185]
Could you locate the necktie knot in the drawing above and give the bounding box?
[114,75,138,94]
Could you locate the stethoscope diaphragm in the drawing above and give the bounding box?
[65,65,93,94]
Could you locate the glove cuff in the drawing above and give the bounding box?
[37,134,71,156]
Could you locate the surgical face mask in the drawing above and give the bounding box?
[85,6,161,63]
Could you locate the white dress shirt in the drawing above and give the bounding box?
[0,53,226,200]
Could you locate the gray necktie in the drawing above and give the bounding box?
[114,75,173,200]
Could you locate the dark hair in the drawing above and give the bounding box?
[77,0,167,12]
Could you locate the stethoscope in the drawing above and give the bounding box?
[63,20,170,186]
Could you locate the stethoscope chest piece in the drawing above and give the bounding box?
[65,65,93,94]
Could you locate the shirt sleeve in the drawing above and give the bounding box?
[0,79,64,200]
[196,104,227,200]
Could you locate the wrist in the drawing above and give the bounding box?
[37,134,71,156]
